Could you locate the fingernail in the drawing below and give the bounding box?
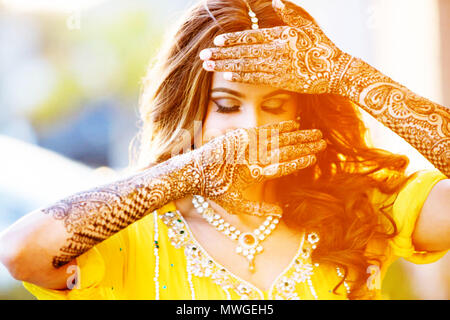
[213,35,225,46]
[223,72,233,81]
[199,49,212,60]
[203,60,215,71]
[273,0,285,10]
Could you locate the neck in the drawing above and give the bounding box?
[199,181,281,229]
[175,180,282,230]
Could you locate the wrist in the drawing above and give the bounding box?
[136,153,197,208]
[329,52,355,96]
[331,56,396,104]
[161,151,205,198]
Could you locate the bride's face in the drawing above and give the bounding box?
[202,72,298,143]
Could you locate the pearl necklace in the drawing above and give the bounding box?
[192,195,281,272]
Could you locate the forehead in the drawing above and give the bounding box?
[211,72,287,98]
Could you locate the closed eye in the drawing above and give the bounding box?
[212,99,241,113]
[261,98,287,115]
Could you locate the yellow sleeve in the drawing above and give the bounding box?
[23,225,129,300]
[389,170,449,264]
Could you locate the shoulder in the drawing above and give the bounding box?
[392,170,447,218]
[369,170,446,209]
[380,170,449,263]
[411,174,449,252]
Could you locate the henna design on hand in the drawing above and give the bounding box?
[191,120,326,216]
[199,0,449,176]
[43,120,326,267]
[200,0,346,94]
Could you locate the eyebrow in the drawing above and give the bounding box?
[211,88,292,99]
[211,88,244,98]
[262,89,293,99]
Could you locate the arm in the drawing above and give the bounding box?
[198,0,450,252]
[412,179,450,252]
[0,152,201,288]
[333,55,450,177]
[201,0,450,176]
[0,121,324,288]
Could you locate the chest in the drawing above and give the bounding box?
[188,217,305,292]
[156,210,351,299]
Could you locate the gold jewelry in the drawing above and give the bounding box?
[242,0,259,29]
[192,195,281,272]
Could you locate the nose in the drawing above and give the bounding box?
[238,102,261,129]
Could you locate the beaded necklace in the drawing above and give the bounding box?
[192,195,281,272]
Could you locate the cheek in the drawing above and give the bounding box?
[201,101,233,143]
[283,100,298,120]
[260,99,298,124]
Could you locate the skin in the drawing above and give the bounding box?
[199,0,450,252]
[173,71,449,292]
[176,0,450,289]
[202,71,299,203]
[0,75,325,290]
[0,0,447,293]
[174,71,308,291]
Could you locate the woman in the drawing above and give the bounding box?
[0,0,448,300]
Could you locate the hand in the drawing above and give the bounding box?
[187,120,326,217]
[199,0,353,95]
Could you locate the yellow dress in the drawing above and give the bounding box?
[23,170,448,300]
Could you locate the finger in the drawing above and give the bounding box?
[250,124,309,163]
[238,200,283,217]
[267,129,323,149]
[263,154,317,179]
[213,26,286,47]
[267,140,327,164]
[272,0,318,28]
[203,57,288,73]
[235,199,283,217]
[258,119,300,135]
[199,41,289,61]
[249,121,305,162]
[223,71,295,90]
[214,192,283,217]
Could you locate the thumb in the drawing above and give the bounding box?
[251,200,283,218]
[215,192,283,217]
[272,0,317,28]
[234,198,283,218]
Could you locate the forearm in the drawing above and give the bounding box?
[332,55,450,176]
[1,153,200,273]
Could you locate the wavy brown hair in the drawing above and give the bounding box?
[132,0,412,299]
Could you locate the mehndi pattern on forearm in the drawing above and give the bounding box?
[44,121,326,267]
[336,58,450,176]
[42,154,202,268]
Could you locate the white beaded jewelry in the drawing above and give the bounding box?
[336,267,351,295]
[192,195,281,272]
[307,277,318,300]
[242,0,259,29]
[187,265,196,300]
[153,210,160,300]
